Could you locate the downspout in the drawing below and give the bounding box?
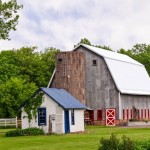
[118,92,122,119]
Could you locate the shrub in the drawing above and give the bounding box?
[137,141,150,150]
[23,127,44,136]
[98,134,135,150]
[98,134,119,150]
[5,127,44,137]
[119,135,135,150]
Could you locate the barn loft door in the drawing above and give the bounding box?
[106,108,116,126]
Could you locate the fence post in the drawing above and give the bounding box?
[16,117,18,128]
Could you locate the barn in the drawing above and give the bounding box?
[49,43,150,126]
[20,87,86,133]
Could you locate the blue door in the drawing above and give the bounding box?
[64,110,70,133]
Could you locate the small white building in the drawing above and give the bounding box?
[20,88,86,134]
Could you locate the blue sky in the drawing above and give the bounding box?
[1,0,150,51]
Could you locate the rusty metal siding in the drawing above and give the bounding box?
[75,46,119,119]
[50,51,86,104]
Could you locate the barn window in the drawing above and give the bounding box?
[97,110,102,120]
[92,60,97,66]
[71,109,75,125]
[38,108,46,126]
[57,58,62,62]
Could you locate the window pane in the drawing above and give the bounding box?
[71,109,75,125]
[38,108,46,126]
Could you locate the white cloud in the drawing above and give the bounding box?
[1,0,150,51]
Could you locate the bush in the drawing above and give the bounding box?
[98,134,119,150]
[5,127,44,137]
[119,135,135,150]
[98,134,135,150]
[135,141,150,150]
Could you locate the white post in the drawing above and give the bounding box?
[5,119,6,127]
[118,92,122,119]
[16,117,18,128]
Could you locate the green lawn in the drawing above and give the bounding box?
[0,126,150,150]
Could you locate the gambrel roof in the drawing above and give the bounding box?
[74,44,150,95]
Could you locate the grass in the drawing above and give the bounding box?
[0,126,150,150]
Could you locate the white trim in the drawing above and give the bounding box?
[118,92,122,119]
[47,69,56,88]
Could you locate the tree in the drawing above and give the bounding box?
[0,50,19,83]
[15,46,59,87]
[95,45,112,51]
[0,77,37,118]
[0,0,23,40]
[0,46,59,118]
[131,43,150,54]
[79,38,91,45]
[76,38,112,51]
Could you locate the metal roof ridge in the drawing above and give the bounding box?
[74,43,142,66]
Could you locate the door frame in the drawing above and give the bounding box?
[106,108,116,126]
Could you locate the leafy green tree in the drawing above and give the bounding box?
[77,38,112,51]
[0,46,59,118]
[118,48,133,57]
[0,50,20,83]
[95,45,112,51]
[80,38,91,45]
[15,46,59,87]
[0,77,37,118]
[41,47,60,86]
[0,0,23,40]
[131,43,150,54]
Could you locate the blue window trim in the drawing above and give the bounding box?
[38,107,46,126]
[71,109,75,125]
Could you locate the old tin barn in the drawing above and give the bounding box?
[49,44,150,125]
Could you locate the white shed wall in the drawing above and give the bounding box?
[21,94,85,133]
[21,109,38,129]
[40,94,64,133]
[69,109,84,132]
[21,94,64,133]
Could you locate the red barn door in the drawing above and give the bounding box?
[106,108,116,126]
